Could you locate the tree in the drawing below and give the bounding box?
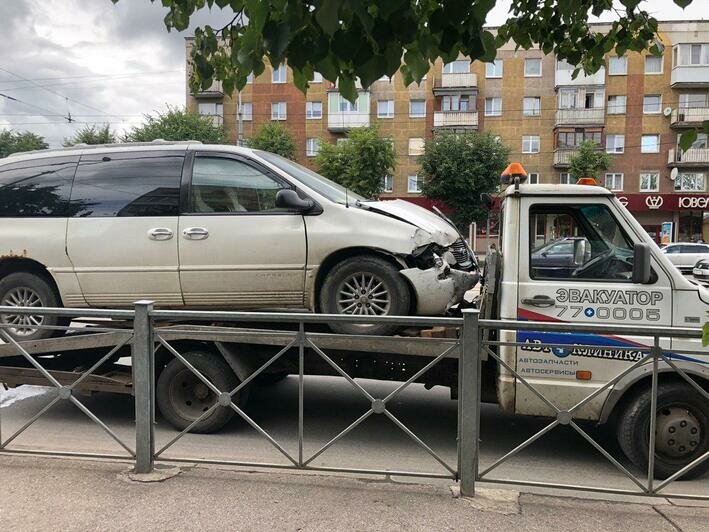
[315,125,395,198]
[64,124,116,146]
[113,0,694,103]
[568,140,613,182]
[246,122,296,159]
[124,107,226,144]
[0,130,48,158]
[419,131,509,230]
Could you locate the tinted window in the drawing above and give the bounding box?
[189,156,285,213]
[664,246,680,254]
[0,156,78,217]
[70,151,183,217]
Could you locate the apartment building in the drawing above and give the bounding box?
[186,20,709,242]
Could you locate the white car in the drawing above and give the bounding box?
[661,242,709,273]
[0,142,479,340]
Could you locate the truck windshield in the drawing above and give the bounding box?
[256,150,368,204]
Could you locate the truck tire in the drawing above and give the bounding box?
[0,272,63,342]
[616,381,709,480]
[157,350,244,434]
[319,255,411,336]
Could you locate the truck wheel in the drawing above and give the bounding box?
[0,272,63,342]
[157,350,244,434]
[319,255,410,336]
[616,381,709,480]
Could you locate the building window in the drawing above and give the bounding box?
[559,172,572,184]
[607,95,627,114]
[271,102,287,120]
[528,172,540,184]
[311,72,323,83]
[306,138,321,157]
[557,129,601,149]
[605,173,624,191]
[198,102,223,127]
[442,95,471,112]
[556,60,575,71]
[377,100,394,118]
[409,99,426,118]
[408,138,425,156]
[523,97,541,116]
[306,101,322,119]
[239,102,252,121]
[673,43,709,67]
[645,55,663,74]
[485,59,503,78]
[641,134,660,153]
[524,58,542,77]
[383,175,393,193]
[484,97,502,116]
[679,93,709,110]
[407,175,421,193]
[675,172,705,192]
[606,134,625,153]
[271,64,287,83]
[522,135,540,154]
[608,56,628,75]
[246,72,254,84]
[443,60,470,74]
[640,172,659,192]
[643,95,662,114]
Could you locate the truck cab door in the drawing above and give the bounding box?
[515,197,673,419]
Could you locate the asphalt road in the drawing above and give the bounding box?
[1,375,707,499]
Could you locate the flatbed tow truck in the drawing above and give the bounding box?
[1,169,707,481]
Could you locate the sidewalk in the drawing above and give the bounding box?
[1,454,707,531]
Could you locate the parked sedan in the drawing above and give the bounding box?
[662,243,709,273]
[693,259,709,283]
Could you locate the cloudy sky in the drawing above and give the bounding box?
[0,0,705,147]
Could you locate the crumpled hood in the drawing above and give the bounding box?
[361,199,459,246]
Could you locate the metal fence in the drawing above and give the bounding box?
[0,303,706,501]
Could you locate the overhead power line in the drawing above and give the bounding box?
[0,93,72,121]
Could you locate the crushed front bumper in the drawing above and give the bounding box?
[401,265,480,316]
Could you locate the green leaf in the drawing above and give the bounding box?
[263,21,290,62]
[316,1,340,36]
[674,0,693,8]
[704,322,709,346]
[679,129,698,152]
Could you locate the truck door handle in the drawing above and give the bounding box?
[183,227,209,240]
[148,227,174,241]
[521,295,555,308]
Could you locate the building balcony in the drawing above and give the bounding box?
[555,108,605,127]
[671,66,709,88]
[327,112,370,131]
[670,107,709,128]
[433,73,478,95]
[193,80,224,98]
[555,66,605,87]
[668,147,709,166]
[433,111,479,129]
[553,148,577,167]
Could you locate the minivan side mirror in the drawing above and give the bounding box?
[632,242,652,284]
[275,189,314,212]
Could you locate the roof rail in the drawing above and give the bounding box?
[6,139,204,158]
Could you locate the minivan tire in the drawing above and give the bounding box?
[319,255,411,336]
[616,381,709,480]
[0,272,63,342]
[157,350,244,433]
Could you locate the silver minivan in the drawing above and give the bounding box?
[0,142,478,340]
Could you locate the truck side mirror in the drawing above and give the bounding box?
[632,243,652,284]
[275,189,314,212]
[573,239,587,266]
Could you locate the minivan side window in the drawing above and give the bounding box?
[188,156,286,213]
[0,156,78,217]
[70,151,183,217]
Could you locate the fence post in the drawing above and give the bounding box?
[133,300,155,474]
[459,309,481,497]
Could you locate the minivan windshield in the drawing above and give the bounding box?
[256,150,367,204]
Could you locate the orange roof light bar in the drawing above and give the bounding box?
[501,162,528,185]
[577,177,598,186]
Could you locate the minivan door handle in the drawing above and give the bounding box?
[183,227,209,240]
[521,295,555,308]
[148,228,174,241]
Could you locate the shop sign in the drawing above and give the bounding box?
[615,193,709,212]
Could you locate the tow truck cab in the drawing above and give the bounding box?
[488,179,709,478]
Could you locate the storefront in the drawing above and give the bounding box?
[614,193,709,244]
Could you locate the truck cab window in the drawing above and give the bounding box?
[530,204,634,280]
